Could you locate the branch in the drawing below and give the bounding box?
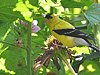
[0,41,28,50]
[75,25,87,29]
[32,40,45,47]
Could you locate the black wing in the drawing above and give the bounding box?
[53,29,95,40]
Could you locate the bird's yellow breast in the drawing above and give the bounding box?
[52,31,76,47]
[49,19,76,47]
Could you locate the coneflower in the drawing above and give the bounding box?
[33,35,77,75]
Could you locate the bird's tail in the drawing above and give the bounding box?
[84,39,100,52]
[89,44,100,52]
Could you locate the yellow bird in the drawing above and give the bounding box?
[44,13,100,52]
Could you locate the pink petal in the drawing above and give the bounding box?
[32,20,38,26]
[32,25,41,33]
[18,20,28,27]
[21,22,28,27]
[41,13,45,17]
[18,20,22,25]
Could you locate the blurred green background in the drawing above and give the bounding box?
[1,0,100,75]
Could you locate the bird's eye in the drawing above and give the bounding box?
[45,13,53,19]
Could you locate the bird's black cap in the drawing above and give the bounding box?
[45,13,53,19]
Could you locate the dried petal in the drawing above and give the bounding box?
[43,58,50,68]
[65,48,72,63]
[33,61,42,71]
[15,38,23,47]
[46,72,58,75]
[33,53,51,71]
[17,61,23,67]
[52,58,61,71]
[33,35,75,72]
[34,53,44,63]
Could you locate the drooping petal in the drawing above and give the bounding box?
[32,20,40,33]
[33,53,51,72]
[33,61,43,72]
[43,58,50,68]
[32,25,41,33]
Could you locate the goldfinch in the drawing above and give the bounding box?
[44,13,100,52]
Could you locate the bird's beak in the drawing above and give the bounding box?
[43,18,48,23]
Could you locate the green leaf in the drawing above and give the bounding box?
[0,0,18,6]
[51,0,57,4]
[0,27,9,41]
[73,52,100,73]
[93,25,100,47]
[0,27,11,54]
[29,0,39,7]
[61,0,85,8]
[0,8,24,21]
[0,14,10,28]
[59,60,65,75]
[80,0,93,7]
[0,46,27,73]
[0,70,11,75]
[83,3,100,26]
[15,68,27,75]
[79,60,100,75]
[83,3,100,46]
[0,28,17,49]
[37,7,47,13]
[0,0,24,23]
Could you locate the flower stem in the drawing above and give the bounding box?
[58,51,77,75]
[27,22,32,75]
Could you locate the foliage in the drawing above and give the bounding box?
[0,0,100,75]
